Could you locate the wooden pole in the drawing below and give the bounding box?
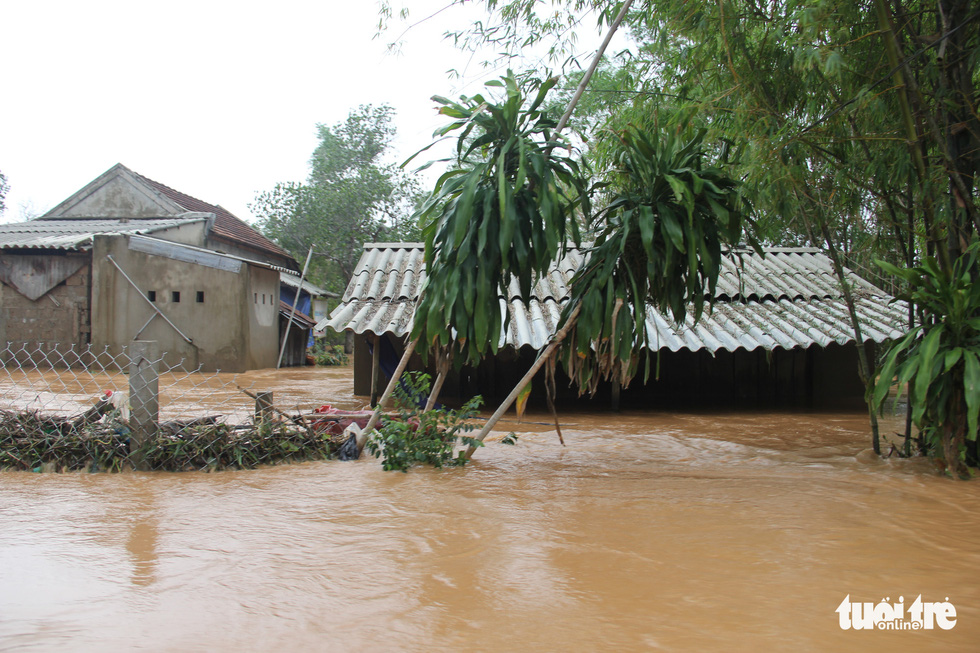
[277,246,314,369]
[555,0,634,134]
[356,337,418,453]
[424,354,451,412]
[370,333,382,407]
[465,304,581,458]
[254,391,273,428]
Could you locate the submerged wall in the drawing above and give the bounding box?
[350,334,869,409]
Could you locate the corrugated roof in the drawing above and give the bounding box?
[0,218,204,251]
[279,300,317,329]
[322,243,909,353]
[280,273,335,298]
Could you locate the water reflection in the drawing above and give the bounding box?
[125,507,158,588]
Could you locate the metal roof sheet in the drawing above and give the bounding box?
[0,218,203,250]
[322,243,909,353]
[280,272,335,298]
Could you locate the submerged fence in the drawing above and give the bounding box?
[0,341,349,472]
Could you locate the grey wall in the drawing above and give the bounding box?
[91,235,279,372]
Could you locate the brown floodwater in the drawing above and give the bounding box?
[1,366,979,651]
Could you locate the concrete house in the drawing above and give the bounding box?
[324,243,910,408]
[0,164,301,372]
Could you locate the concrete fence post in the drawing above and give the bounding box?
[129,341,159,470]
[254,391,273,427]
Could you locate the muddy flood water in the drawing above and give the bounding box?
[2,365,979,651]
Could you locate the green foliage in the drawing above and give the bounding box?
[383,0,980,460]
[251,105,423,296]
[873,243,980,474]
[310,342,349,366]
[561,124,756,394]
[408,72,591,365]
[0,170,8,215]
[366,372,484,471]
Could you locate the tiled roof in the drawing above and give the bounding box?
[134,172,295,265]
[322,243,909,353]
[0,218,204,250]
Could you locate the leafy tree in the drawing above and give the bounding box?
[873,247,980,477]
[385,0,980,470]
[409,72,590,365]
[560,124,756,394]
[252,105,423,295]
[0,170,8,216]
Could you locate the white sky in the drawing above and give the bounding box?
[0,0,609,225]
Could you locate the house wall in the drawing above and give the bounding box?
[351,336,868,409]
[56,174,179,218]
[141,221,211,248]
[91,235,278,372]
[0,252,92,360]
[246,265,280,370]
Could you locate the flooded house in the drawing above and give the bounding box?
[323,242,909,408]
[0,163,306,372]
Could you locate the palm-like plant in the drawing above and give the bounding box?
[872,245,980,477]
[559,125,758,394]
[409,72,590,365]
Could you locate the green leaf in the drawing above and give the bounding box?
[965,351,980,439]
[913,326,944,406]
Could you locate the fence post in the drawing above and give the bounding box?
[254,391,273,427]
[129,341,159,470]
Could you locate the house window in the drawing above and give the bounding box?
[262,294,266,305]
[172,291,181,303]
[196,291,205,303]
[147,290,157,302]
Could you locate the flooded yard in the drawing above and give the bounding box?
[1,366,979,651]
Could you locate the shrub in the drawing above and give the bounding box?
[366,372,483,471]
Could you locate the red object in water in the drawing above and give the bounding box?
[309,406,379,436]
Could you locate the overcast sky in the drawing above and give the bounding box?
[0,1,609,225]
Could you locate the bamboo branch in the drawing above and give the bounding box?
[464,303,582,458]
[357,337,418,453]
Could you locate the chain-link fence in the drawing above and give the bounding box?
[0,342,359,472]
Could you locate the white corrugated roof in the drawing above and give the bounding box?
[0,217,205,250]
[321,243,909,353]
[280,272,335,298]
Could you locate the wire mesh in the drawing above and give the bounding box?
[0,343,350,472]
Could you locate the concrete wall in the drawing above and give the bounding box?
[56,174,178,218]
[91,235,279,372]
[0,253,91,359]
[246,265,280,370]
[143,221,211,248]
